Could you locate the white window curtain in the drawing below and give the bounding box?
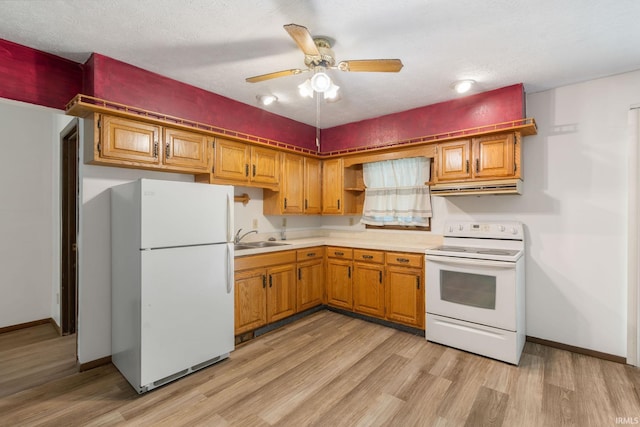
[361,157,432,226]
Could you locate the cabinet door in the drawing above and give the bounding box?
[266,264,296,323]
[473,133,515,179]
[304,157,322,214]
[163,128,211,172]
[99,115,160,166]
[326,258,352,309]
[297,258,324,311]
[322,158,344,214]
[386,266,424,329]
[251,146,279,185]
[234,268,267,335]
[281,153,305,214]
[353,262,385,318]
[436,140,472,181]
[214,138,249,181]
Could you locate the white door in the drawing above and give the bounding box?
[140,179,233,249]
[426,255,517,331]
[140,244,233,386]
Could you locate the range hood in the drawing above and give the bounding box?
[430,179,522,196]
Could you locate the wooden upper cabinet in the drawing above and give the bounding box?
[163,128,211,173]
[95,114,212,174]
[214,138,250,181]
[213,138,280,187]
[98,115,161,166]
[251,146,280,185]
[435,132,518,182]
[435,139,472,181]
[280,153,305,214]
[473,133,516,178]
[322,158,344,214]
[304,157,322,214]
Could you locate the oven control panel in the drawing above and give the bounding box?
[444,221,524,240]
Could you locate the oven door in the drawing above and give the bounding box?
[426,254,516,331]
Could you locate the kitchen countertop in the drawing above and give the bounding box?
[234,234,442,257]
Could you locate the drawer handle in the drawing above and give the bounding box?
[362,255,374,260]
[397,258,410,263]
[335,251,344,256]
[307,252,316,257]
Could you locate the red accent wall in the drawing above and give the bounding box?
[321,84,525,152]
[0,38,83,110]
[85,54,317,151]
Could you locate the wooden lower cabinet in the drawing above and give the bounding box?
[234,268,267,335]
[326,247,353,310]
[234,251,297,335]
[353,251,385,318]
[297,247,325,311]
[326,248,425,329]
[266,264,296,323]
[386,266,424,329]
[385,252,425,329]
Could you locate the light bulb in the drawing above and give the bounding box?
[298,79,313,98]
[452,79,475,94]
[310,72,332,93]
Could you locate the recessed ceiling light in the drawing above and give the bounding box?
[256,94,278,106]
[451,79,475,94]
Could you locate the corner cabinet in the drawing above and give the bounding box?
[435,132,519,182]
[87,114,212,174]
[321,159,364,215]
[263,153,322,215]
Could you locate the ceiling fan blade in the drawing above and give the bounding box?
[284,24,321,58]
[246,68,306,83]
[338,59,404,73]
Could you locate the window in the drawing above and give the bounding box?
[361,157,432,230]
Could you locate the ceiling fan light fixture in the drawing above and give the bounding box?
[298,79,314,98]
[451,79,475,94]
[310,71,332,93]
[256,94,278,106]
[324,82,340,100]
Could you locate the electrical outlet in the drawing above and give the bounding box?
[56,293,60,304]
[252,219,258,229]
[349,217,355,226]
[282,218,287,227]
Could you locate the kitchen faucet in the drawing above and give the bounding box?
[234,228,258,244]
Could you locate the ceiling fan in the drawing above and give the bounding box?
[246,24,403,96]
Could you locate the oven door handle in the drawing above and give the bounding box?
[426,255,516,269]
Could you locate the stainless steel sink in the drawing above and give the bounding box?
[234,241,290,250]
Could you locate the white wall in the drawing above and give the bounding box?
[0,98,71,329]
[430,70,640,357]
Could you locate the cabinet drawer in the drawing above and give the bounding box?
[353,249,384,264]
[297,247,324,261]
[326,247,353,259]
[235,250,296,271]
[385,252,424,268]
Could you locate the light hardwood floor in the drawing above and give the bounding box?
[1,311,639,426]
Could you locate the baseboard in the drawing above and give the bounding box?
[0,318,51,335]
[79,356,112,372]
[49,318,62,336]
[526,336,626,364]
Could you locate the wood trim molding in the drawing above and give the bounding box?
[79,356,112,372]
[0,318,51,335]
[66,94,537,160]
[526,336,626,364]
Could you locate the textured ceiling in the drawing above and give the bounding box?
[1,0,640,128]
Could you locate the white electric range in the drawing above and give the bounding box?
[425,221,525,364]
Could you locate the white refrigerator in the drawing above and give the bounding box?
[111,179,234,393]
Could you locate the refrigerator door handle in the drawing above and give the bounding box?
[226,193,233,243]
[226,243,233,294]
